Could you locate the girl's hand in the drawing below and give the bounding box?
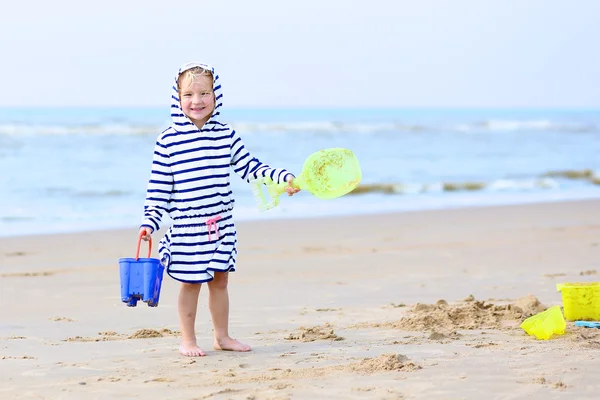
[285,175,301,196]
[139,226,153,241]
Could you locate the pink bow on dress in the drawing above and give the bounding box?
[206,215,222,242]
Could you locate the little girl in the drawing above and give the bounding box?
[139,62,299,357]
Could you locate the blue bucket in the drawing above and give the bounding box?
[118,232,165,307]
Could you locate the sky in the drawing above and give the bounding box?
[1,0,600,108]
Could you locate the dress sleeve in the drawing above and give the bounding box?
[140,135,173,232]
[229,128,293,184]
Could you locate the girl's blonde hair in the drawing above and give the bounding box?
[177,67,214,92]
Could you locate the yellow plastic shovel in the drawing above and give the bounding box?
[250,148,362,211]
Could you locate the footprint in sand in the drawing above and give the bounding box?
[50,317,76,322]
[0,271,56,277]
[2,355,36,360]
[580,269,597,275]
[270,383,293,390]
[5,252,27,257]
[144,377,175,383]
[543,273,567,278]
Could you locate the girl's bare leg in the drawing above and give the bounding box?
[207,272,251,352]
[178,282,205,356]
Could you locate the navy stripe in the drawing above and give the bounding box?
[172,214,233,226]
[167,265,235,277]
[171,225,235,237]
[167,134,231,148]
[168,199,235,214]
[172,182,228,194]
[151,169,172,177]
[171,155,229,169]
[147,188,172,195]
[170,258,231,266]
[152,160,171,168]
[172,167,230,183]
[172,207,232,220]
[171,159,229,176]
[154,149,169,158]
[171,249,232,256]
[168,190,232,203]
[174,155,230,168]
[149,178,173,185]
[145,195,171,203]
[169,239,236,248]
[172,174,230,188]
[231,151,249,166]
[144,205,168,212]
[169,173,230,187]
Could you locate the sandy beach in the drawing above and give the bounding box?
[1,199,600,400]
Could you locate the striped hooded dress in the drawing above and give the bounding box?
[140,62,293,283]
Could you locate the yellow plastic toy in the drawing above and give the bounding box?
[520,305,566,340]
[250,148,362,211]
[556,282,600,321]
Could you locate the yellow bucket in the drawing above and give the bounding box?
[520,305,566,340]
[556,282,600,321]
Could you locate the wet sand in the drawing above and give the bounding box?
[1,199,600,399]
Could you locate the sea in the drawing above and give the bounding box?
[1,107,599,237]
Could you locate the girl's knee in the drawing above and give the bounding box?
[181,282,201,292]
[208,272,229,290]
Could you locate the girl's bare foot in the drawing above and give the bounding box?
[214,336,251,352]
[179,341,206,357]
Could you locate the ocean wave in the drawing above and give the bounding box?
[0,118,597,136]
[0,123,160,136]
[350,178,561,196]
[73,190,132,198]
[0,216,34,222]
[230,121,424,134]
[542,169,600,186]
[42,188,132,198]
[453,119,596,133]
[350,170,600,196]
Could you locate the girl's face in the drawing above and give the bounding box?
[179,73,215,128]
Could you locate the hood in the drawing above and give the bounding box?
[170,62,223,132]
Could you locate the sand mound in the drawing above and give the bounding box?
[569,327,600,349]
[66,328,177,342]
[349,354,421,373]
[285,323,345,342]
[129,328,178,339]
[395,295,546,331]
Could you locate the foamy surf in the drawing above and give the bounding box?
[0,119,597,136]
[350,169,600,196]
[2,107,600,237]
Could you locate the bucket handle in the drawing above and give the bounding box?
[135,230,152,260]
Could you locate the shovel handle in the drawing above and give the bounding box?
[136,230,152,260]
